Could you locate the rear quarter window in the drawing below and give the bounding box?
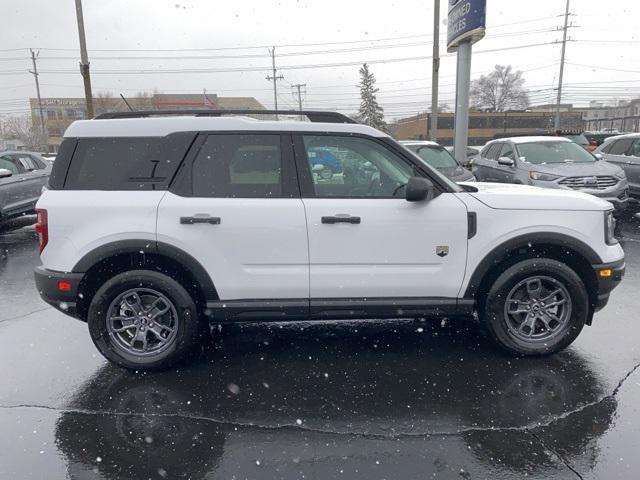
[62,133,195,190]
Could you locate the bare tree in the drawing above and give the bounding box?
[2,115,45,150]
[470,65,530,112]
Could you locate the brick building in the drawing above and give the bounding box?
[30,93,265,151]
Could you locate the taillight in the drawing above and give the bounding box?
[35,208,48,254]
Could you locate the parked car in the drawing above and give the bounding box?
[584,131,624,148]
[474,136,629,211]
[444,146,480,166]
[35,110,624,370]
[493,130,595,152]
[562,132,594,152]
[594,133,640,200]
[401,141,475,182]
[0,151,51,224]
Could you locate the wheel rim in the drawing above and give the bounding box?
[503,275,572,343]
[106,288,179,357]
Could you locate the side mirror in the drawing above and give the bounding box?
[406,176,435,202]
[594,153,603,160]
[0,168,13,179]
[498,156,515,167]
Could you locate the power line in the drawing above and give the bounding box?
[7,41,556,76]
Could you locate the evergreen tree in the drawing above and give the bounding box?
[357,63,387,131]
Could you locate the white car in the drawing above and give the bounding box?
[34,110,625,370]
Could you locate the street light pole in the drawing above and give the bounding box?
[75,0,94,118]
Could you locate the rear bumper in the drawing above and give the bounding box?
[34,266,84,318]
[592,258,625,311]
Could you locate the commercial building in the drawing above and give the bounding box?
[30,93,265,151]
[582,99,640,133]
[393,110,584,145]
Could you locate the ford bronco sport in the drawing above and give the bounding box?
[34,110,625,370]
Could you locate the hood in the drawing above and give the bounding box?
[459,182,612,211]
[527,159,622,177]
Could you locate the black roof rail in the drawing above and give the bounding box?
[94,109,358,124]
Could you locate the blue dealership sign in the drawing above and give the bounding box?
[447,0,486,52]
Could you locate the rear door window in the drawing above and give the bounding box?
[11,154,39,171]
[629,139,640,158]
[64,133,195,190]
[607,138,634,155]
[191,134,294,198]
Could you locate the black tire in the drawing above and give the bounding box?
[482,258,588,356]
[88,270,203,370]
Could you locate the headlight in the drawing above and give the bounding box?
[529,171,561,181]
[604,210,618,245]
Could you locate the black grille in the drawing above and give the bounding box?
[558,175,618,190]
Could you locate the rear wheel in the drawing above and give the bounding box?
[482,258,588,356]
[88,270,203,370]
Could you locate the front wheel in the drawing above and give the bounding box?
[482,258,588,356]
[88,270,203,370]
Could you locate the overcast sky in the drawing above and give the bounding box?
[1,0,639,119]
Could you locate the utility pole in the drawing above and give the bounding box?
[75,0,94,118]
[555,0,570,130]
[266,47,284,119]
[29,49,47,151]
[430,0,440,141]
[291,83,307,111]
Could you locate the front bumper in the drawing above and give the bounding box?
[592,258,625,311]
[566,182,629,211]
[34,266,84,318]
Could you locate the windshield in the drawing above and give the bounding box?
[563,133,589,146]
[517,141,596,164]
[406,145,459,169]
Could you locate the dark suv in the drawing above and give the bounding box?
[0,151,51,224]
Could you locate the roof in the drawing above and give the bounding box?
[400,140,439,146]
[64,116,387,138]
[217,97,265,110]
[0,150,42,155]
[487,136,572,145]
[600,132,640,141]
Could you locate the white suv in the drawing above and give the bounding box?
[34,110,625,370]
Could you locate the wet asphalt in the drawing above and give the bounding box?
[0,215,639,480]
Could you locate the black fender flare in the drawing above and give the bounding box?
[72,239,218,301]
[464,232,602,298]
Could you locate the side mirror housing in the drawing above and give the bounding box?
[406,176,435,202]
[498,156,515,167]
[0,168,13,179]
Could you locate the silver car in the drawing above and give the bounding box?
[0,151,51,224]
[594,133,640,200]
[473,136,629,210]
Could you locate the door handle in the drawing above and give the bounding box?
[321,215,361,224]
[180,215,221,225]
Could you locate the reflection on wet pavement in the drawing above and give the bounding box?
[0,212,639,479]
